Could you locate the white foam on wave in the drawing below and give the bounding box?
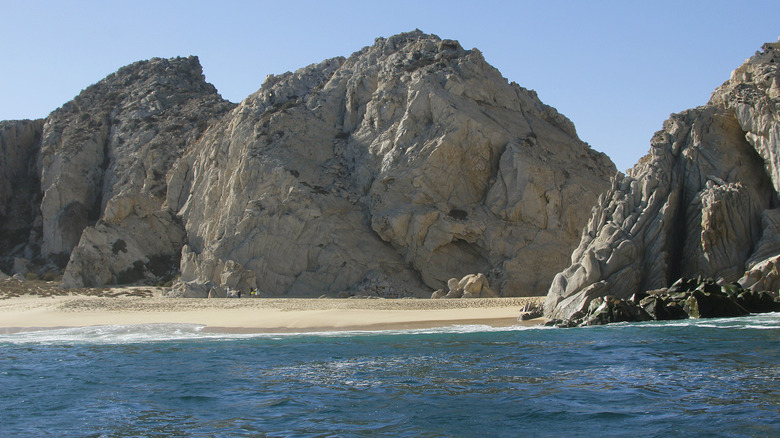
[311,323,553,338]
[0,322,552,345]
[0,323,218,345]
[630,312,780,330]
[13,312,773,345]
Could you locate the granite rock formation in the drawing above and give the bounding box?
[431,273,498,299]
[548,278,780,328]
[0,119,44,273]
[546,38,780,321]
[167,30,614,297]
[0,31,615,297]
[8,57,235,286]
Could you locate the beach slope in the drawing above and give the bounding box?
[0,285,545,333]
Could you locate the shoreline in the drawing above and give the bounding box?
[0,287,547,334]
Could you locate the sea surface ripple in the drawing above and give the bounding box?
[1,314,779,437]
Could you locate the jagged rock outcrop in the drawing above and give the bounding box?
[0,120,44,272]
[547,278,780,328]
[0,31,614,295]
[168,30,614,297]
[36,56,234,287]
[546,38,780,321]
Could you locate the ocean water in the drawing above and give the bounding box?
[1,315,779,437]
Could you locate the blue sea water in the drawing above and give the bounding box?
[1,314,779,437]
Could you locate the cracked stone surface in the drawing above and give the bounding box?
[546,38,780,320]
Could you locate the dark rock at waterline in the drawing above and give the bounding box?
[547,277,780,327]
[584,295,653,326]
[736,289,780,313]
[683,290,747,318]
[544,39,780,322]
[517,302,543,321]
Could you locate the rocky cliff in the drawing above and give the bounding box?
[1,31,615,296]
[167,31,615,297]
[0,119,44,271]
[7,56,235,284]
[545,39,780,321]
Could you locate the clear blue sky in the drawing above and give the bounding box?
[2,0,778,171]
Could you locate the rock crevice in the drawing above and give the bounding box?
[546,39,780,321]
[1,32,615,296]
[170,31,614,297]
[0,119,45,272]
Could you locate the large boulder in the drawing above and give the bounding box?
[438,273,497,298]
[546,39,780,320]
[460,273,497,298]
[169,31,615,297]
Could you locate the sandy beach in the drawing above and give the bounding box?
[0,281,546,333]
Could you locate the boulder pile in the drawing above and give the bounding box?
[547,277,780,327]
[431,273,498,298]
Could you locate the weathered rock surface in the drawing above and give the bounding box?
[168,31,614,297]
[36,56,234,287]
[0,119,44,272]
[547,277,780,327]
[546,39,780,320]
[517,302,543,321]
[0,31,614,296]
[433,273,498,298]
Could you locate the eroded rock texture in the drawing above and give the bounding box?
[36,56,235,287]
[1,31,614,295]
[546,39,780,320]
[168,31,614,297]
[0,119,44,272]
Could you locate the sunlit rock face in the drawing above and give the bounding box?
[546,39,780,321]
[0,31,615,295]
[168,31,614,297]
[35,56,235,287]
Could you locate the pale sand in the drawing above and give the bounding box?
[0,290,546,334]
